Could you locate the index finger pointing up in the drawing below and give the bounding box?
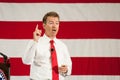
[35,24,39,30]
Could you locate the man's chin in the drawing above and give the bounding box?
[51,33,57,37]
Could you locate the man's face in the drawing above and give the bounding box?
[43,16,59,38]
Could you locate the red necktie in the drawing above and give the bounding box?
[50,40,59,80]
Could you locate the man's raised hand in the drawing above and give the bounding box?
[33,24,42,42]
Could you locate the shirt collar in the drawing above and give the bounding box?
[43,34,57,44]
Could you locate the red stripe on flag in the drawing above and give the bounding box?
[0,57,120,76]
[0,0,120,3]
[0,21,120,39]
[9,58,30,76]
[72,57,120,75]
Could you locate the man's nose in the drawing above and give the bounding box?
[52,23,57,27]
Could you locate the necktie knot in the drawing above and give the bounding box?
[50,40,54,44]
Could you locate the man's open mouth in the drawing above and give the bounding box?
[52,29,56,32]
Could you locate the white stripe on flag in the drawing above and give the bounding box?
[0,39,120,57]
[10,76,120,80]
[0,3,120,21]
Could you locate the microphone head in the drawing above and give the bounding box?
[51,48,54,52]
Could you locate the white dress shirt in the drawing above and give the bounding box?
[22,34,72,80]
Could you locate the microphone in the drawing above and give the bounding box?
[0,52,8,63]
[51,48,54,52]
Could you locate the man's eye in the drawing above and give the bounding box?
[56,23,59,25]
[49,22,53,24]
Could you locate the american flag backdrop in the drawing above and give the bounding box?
[0,0,120,80]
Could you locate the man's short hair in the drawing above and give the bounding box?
[42,11,60,24]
